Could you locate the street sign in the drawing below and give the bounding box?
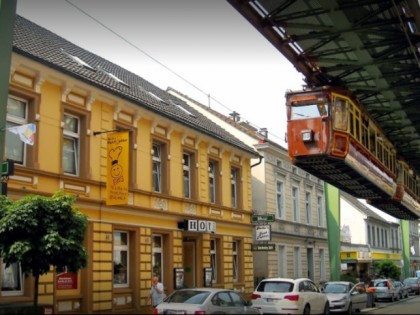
[1,160,14,176]
[251,244,276,251]
[251,214,274,223]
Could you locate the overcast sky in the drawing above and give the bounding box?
[15,0,305,146]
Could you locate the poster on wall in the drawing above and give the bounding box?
[56,272,78,290]
[174,268,185,289]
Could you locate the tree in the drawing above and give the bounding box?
[0,191,88,308]
[375,260,401,280]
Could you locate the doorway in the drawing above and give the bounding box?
[183,240,196,288]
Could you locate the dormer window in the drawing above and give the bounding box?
[97,66,129,87]
[60,49,94,70]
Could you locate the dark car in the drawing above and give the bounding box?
[403,277,420,295]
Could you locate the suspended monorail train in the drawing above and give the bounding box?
[286,86,420,220]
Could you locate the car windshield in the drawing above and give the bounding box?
[374,280,388,287]
[257,281,293,293]
[404,278,417,284]
[167,290,210,304]
[323,283,349,294]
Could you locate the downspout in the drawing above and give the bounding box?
[251,155,263,168]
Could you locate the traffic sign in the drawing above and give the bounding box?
[2,160,14,176]
[251,214,274,223]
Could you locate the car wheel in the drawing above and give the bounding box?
[303,304,310,315]
[323,302,330,314]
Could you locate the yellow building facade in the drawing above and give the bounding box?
[0,15,259,314]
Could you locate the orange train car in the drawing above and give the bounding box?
[286,86,420,220]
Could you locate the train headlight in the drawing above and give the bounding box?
[302,130,314,142]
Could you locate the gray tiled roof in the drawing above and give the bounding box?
[12,15,259,158]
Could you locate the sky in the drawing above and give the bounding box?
[15,0,305,146]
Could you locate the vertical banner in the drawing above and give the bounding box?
[324,183,341,281]
[106,131,129,205]
[400,220,410,279]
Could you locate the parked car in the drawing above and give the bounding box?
[394,280,409,299]
[322,281,367,314]
[251,277,330,314]
[403,277,420,295]
[371,279,399,302]
[153,288,262,314]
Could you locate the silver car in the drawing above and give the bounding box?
[372,279,399,302]
[322,281,367,314]
[154,288,262,314]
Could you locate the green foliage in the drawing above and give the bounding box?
[340,272,357,283]
[0,191,88,306]
[375,260,401,280]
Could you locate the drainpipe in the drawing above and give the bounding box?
[251,155,263,168]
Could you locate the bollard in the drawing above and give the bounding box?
[366,287,376,307]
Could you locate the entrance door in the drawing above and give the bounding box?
[183,241,196,288]
[307,247,314,280]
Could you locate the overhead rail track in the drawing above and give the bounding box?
[227,0,420,176]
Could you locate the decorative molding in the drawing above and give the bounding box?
[153,197,168,211]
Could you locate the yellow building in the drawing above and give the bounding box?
[1,15,260,313]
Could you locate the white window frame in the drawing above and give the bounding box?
[276,180,285,219]
[113,230,129,288]
[6,95,28,165]
[278,245,287,278]
[209,161,216,204]
[210,239,218,283]
[317,195,324,227]
[232,241,238,282]
[1,261,23,296]
[152,234,163,281]
[305,191,312,225]
[292,186,300,222]
[183,152,191,198]
[152,143,162,192]
[62,113,80,175]
[231,168,238,208]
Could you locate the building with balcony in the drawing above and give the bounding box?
[1,15,260,314]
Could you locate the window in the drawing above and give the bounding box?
[113,231,129,288]
[1,261,23,296]
[232,241,239,282]
[209,161,216,203]
[62,114,80,175]
[292,186,299,222]
[210,239,219,283]
[276,181,285,219]
[305,191,312,224]
[152,142,168,193]
[231,168,240,208]
[183,153,191,198]
[317,196,324,227]
[294,247,301,278]
[5,95,28,165]
[152,235,163,281]
[319,249,325,281]
[278,245,287,278]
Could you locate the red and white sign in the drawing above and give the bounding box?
[56,272,78,290]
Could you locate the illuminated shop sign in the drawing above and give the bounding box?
[178,220,216,233]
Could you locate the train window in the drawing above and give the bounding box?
[333,98,348,130]
[290,103,328,120]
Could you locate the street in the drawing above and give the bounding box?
[362,294,420,314]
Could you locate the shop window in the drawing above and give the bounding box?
[1,261,23,296]
[113,231,129,288]
[152,234,163,281]
[210,239,220,284]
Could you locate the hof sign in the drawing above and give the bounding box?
[178,219,216,233]
[255,225,271,241]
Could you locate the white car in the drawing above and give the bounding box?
[154,288,262,314]
[322,281,367,313]
[251,278,330,314]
